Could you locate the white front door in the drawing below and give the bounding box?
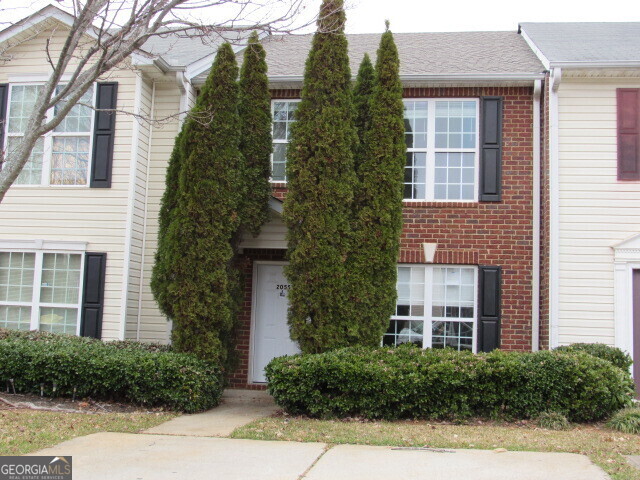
[251,263,299,383]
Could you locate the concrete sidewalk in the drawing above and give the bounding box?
[144,389,278,437]
[30,432,610,480]
[25,390,612,479]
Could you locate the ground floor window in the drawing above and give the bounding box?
[383,265,477,351]
[0,251,83,334]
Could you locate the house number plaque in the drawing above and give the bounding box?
[276,284,291,297]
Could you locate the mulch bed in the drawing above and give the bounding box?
[0,393,165,414]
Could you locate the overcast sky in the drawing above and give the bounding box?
[341,0,639,33]
[2,0,639,34]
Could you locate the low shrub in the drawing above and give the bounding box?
[266,345,634,422]
[555,343,632,371]
[536,411,570,430]
[607,407,640,434]
[0,328,171,352]
[0,331,222,413]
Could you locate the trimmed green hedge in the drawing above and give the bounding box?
[0,328,171,352]
[0,330,222,413]
[266,346,634,421]
[555,343,632,371]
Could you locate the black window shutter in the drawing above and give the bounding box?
[80,252,107,338]
[480,96,503,201]
[0,84,8,157]
[91,82,118,188]
[478,265,501,352]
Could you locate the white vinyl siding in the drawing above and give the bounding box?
[239,211,287,250]
[0,24,142,340]
[557,78,640,346]
[124,76,153,342]
[128,81,182,343]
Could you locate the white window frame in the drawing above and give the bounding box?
[403,98,480,203]
[5,82,96,188]
[0,242,86,335]
[270,99,300,183]
[387,264,478,352]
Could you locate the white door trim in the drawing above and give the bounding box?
[613,234,640,361]
[249,260,289,384]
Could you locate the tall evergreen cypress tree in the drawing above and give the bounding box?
[283,0,358,354]
[160,43,242,365]
[353,53,374,169]
[151,128,185,319]
[239,31,272,236]
[348,23,406,346]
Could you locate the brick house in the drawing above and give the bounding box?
[0,6,548,388]
[226,33,545,386]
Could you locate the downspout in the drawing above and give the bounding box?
[549,68,562,348]
[532,80,541,351]
[136,80,157,341]
[176,71,191,123]
[120,73,144,340]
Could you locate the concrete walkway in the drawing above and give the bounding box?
[145,388,278,437]
[25,389,611,479]
[29,433,610,480]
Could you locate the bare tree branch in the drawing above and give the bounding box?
[0,0,317,202]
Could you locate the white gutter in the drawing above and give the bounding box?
[191,72,547,87]
[551,68,562,93]
[131,52,181,74]
[549,67,562,348]
[176,71,192,123]
[549,60,640,69]
[262,73,547,84]
[532,79,541,351]
[120,72,144,340]
[136,80,157,342]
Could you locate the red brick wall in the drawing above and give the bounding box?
[399,87,535,352]
[539,77,551,350]
[229,86,537,386]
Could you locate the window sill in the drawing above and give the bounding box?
[10,185,90,189]
[270,182,287,188]
[402,201,480,208]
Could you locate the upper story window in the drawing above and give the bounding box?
[383,265,477,351]
[6,84,95,186]
[271,100,299,182]
[404,99,479,201]
[0,250,83,334]
[617,88,640,181]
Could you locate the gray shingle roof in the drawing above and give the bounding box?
[141,29,250,68]
[260,31,544,77]
[141,30,223,67]
[519,22,640,64]
[191,30,544,84]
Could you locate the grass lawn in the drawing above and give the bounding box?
[232,416,640,480]
[0,409,177,455]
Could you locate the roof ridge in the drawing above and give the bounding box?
[265,30,519,38]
